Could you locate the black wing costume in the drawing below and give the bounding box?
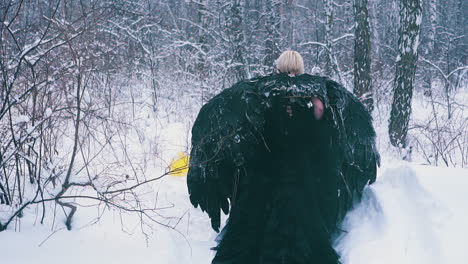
[187,73,379,264]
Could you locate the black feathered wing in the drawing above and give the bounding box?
[324,79,380,220]
[257,74,379,200]
[187,74,379,234]
[187,80,268,232]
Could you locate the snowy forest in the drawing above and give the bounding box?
[0,0,467,263]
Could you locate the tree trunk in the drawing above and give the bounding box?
[322,0,343,82]
[227,0,248,82]
[388,0,422,148]
[323,0,334,76]
[423,0,437,96]
[353,0,373,112]
[263,0,281,72]
[195,0,210,102]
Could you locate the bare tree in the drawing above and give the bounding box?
[353,0,373,112]
[388,0,422,150]
[0,0,172,232]
[224,0,249,84]
[262,0,282,73]
[323,0,334,76]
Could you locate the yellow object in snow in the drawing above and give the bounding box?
[169,152,190,176]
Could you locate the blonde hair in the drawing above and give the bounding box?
[276,50,304,75]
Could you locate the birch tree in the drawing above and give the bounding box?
[388,0,422,149]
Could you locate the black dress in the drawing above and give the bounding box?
[187,73,379,264]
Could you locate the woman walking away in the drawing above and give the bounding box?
[187,50,379,264]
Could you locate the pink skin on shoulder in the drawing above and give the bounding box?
[286,72,324,120]
[312,97,324,120]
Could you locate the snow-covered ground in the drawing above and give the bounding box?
[2,160,467,264]
[336,164,468,264]
[1,119,467,264]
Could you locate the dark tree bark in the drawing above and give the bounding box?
[323,0,334,76]
[263,0,281,72]
[353,0,373,112]
[388,0,422,148]
[194,0,210,102]
[421,0,437,97]
[226,0,248,82]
